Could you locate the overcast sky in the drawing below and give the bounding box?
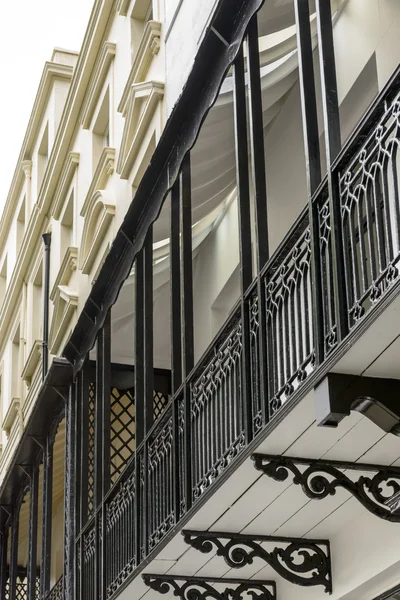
[0,0,94,209]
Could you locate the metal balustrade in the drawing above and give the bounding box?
[73,23,400,600]
[46,577,63,600]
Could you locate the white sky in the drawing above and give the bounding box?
[0,0,94,209]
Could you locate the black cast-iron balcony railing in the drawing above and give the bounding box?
[75,69,400,600]
[66,2,400,600]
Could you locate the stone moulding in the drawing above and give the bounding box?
[118,20,162,114]
[117,81,164,179]
[81,41,117,129]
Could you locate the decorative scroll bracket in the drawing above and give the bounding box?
[183,530,332,593]
[143,574,276,600]
[252,453,400,522]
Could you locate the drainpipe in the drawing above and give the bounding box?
[42,233,51,381]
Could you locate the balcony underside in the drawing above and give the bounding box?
[110,286,400,600]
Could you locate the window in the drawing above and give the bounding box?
[16,197,26,253]
[11,325,20,399]
[32,262,43,342]
[60,190,74,254]
[130,0,153,60]
[0,256,7,302]
[37,122,49,193]
[92,88,110,172]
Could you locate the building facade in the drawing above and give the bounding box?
[1,0,400,599]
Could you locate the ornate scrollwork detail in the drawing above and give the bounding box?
[252,454,400,522]
[183,531,332,593]
[143,575,276,600]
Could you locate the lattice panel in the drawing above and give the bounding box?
[88,382,96,517]
[153,389,170,421]
[110,387,136,482]
[5,577,27,600]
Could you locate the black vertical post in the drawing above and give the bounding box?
[42,233,51,382]
[0,527,8,600]
[315,0,348,341]
[246,16,270,427]
[170,180,182,394]
[181,154,194,512]
[64,383,76,600]
[9,504,19,600]
[294,0,324,365]
[95,311,111,599]
[41,437,53,598]
[143,226,154,435]
[134,250,145,563]
[27,465,39,600]
[170,179,182,522]
[79,368,89,529]
[233,45,253,444]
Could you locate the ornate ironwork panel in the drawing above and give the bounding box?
[249,294,262,436]
[147,406,175,551]
[82,523,97,600]
[263,212,314,415]
[87,382,96,518]
[143,575,276,600]
[253,453,400,522]
[190,311,245,502]
[183,530,332,593]
[46,576,63,600]
[110,387,136,483]
[178,394,186,518]
[153,389,170,422]
[316,186,337,356]
[339,91,400,329]
[105,464,136,598]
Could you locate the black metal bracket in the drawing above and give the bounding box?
[51,385,69,403]
[252,454,400,522]
[183,530,332,593]
[314,372,400,429]
[0,506,11,517]
[143,575,276,600]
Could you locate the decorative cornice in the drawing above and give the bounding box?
[50,247,78,302]
[81,41,116,129]
[21,340,42,385]
[21,160,32,180]
[52,152,80,220]
[118,20,162,114]
[2,398,20,436]
[117,81,164,179]
[49,285,79,355]
[81,147,116,217]
[80,190,116,274]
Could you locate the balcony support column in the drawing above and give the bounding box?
[233,45,253,444]
[294,0,324,365]
[9,502,20,600]
[27,465,39,600]
[181,155,194,512]
[246,15,269,427]
[41,435,54,597]
[95,311,111,599]
[0,527,9,600]
[64,383,76,600]
[170,177,182,521]
[315,0,348,342]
